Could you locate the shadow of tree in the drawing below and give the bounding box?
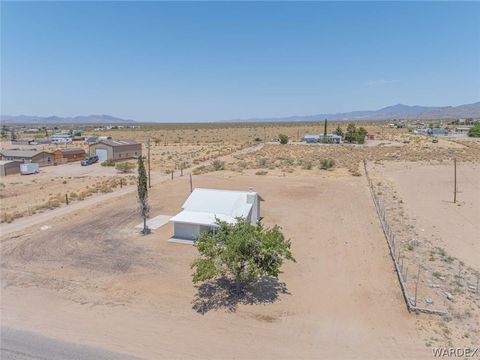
[192,277,289,314]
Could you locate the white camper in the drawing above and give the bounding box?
[20,163,40,175]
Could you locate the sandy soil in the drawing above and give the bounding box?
[1,170,430,359]
[376,161,480,269]
[368,161,480,348]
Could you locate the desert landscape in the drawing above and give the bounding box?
[2,2,480,358]
[1,123,479,359]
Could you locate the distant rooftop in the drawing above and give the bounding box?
[98,140,141,147]
[0,149,47,157]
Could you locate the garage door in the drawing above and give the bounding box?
[95,149,108,161]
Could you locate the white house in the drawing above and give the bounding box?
[169,188,263,241]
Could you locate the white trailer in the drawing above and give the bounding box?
[20,163,40,175]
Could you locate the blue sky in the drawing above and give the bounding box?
[1,1,479,122]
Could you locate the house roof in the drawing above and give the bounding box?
[170,188,262,226]
[0,149,46,158]
[0,160,22,165]
[59,148,86,155]
[96,140,141,147]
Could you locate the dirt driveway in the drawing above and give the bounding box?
[1,169,429,359]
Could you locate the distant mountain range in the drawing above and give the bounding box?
[225,102,480,122]
[0,114,135,124]
[2,102,479,124]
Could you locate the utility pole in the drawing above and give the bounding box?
[189,173,193,193]
[147,138,151,188]
[453,157,457,203]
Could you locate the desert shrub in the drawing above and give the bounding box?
[2,212,14,223]
[99,185,114,193]
[254,137,262,142]
[319,159,335,170]
[211,159,225,171]
[47,199,61,209]
[302,160,313,170]
[237,161,247,169]
[255,170,268,175]
[115,162,135,173]
[101,159,115,166]
[278,134,289,144]
[258,158,268,168]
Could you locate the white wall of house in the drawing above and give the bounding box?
[173,222,214,240]
[247,192,260,224]
[174,222,199,240]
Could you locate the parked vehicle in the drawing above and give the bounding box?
[20,163,40,175]
[81,155,99,166]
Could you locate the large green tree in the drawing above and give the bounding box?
[356,127,367,144]
[344,123,357,143]
[1,125,8,139]
[323,119,328,143]
[335,126,343,138]
[468,123,480,137]
[137,156,150,235]
[192,218,295,294]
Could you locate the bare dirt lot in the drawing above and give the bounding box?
[2,170,430,359]
[368,162,480,348]
[376,162,480,268]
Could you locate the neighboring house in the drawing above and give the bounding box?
[0,149,54,166]
[53,148,86,163]
[170,188,264,241]
[325,134,342,144]
[89,140,142,161]
[304,134,321,143]
[455,127,472,134]
[432,128,449,136]
[0,160,22,176]
[51,134,73,144]
[303,134,342,144]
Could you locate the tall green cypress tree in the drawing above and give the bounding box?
[323,119,328,143]
[137,156,150,235]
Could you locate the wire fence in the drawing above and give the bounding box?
[363,159,447,316]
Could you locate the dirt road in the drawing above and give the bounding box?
[1,327,141,360]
